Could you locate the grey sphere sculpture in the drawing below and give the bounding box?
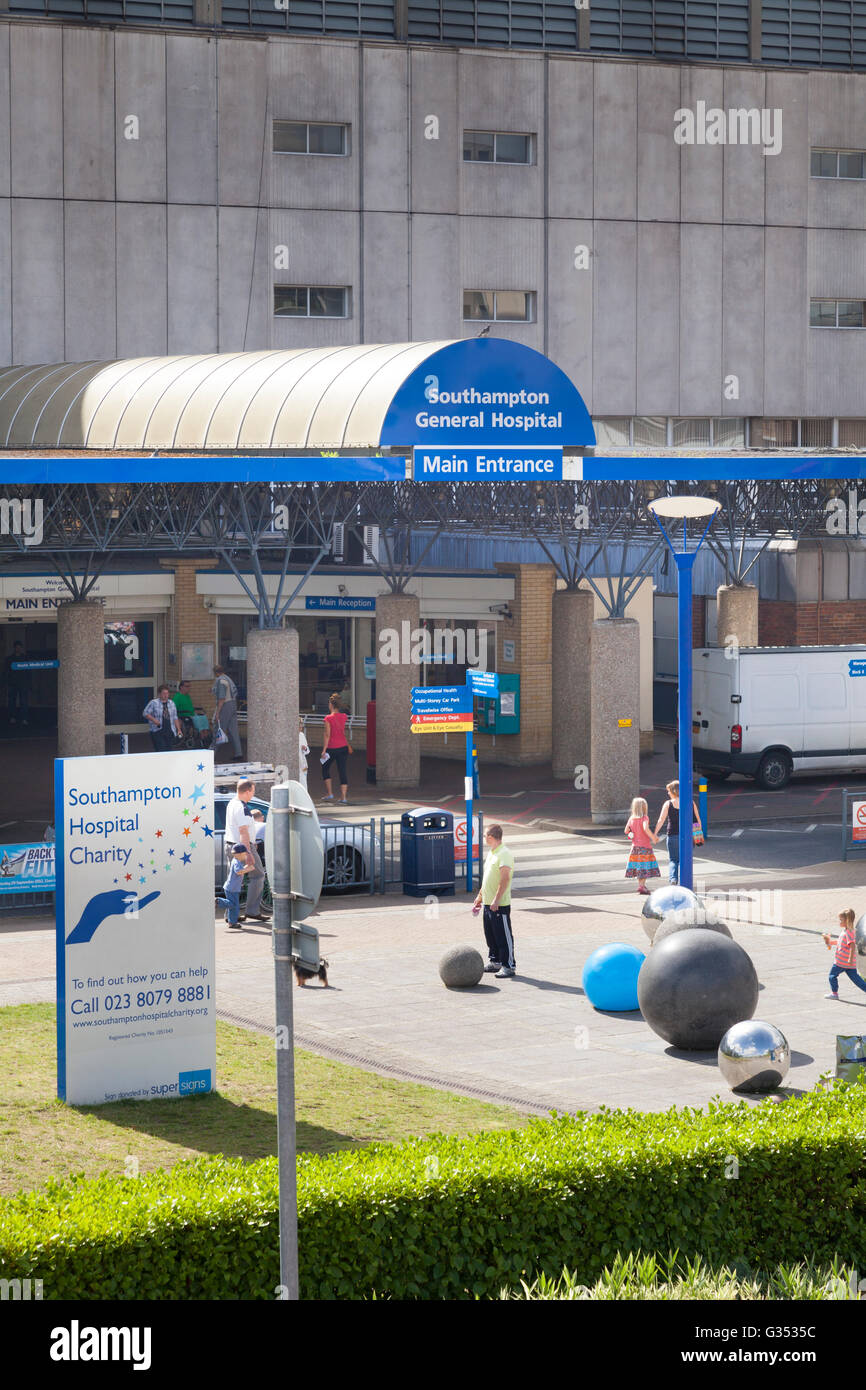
[641,884,700,940]
[653,908,733,946]
[855,914,866,960]
[438,944,484,989]
[718,1020,790,1093]
[637,928,759,1050]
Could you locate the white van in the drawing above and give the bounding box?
[692,645,866,790]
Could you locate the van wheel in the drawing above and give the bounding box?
[756,752,791,791]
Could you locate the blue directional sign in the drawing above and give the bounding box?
[580,456,866,481]
[411,686,473,714]
[414,446,563,480]
[467,669,500,696]
[11,660,59,670]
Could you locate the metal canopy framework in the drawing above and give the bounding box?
[0,481,856,612]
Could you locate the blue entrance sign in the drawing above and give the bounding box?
[305,596,376,612]
[11,659,59,670]
[413,446,563,479]
[467,669,500,696]
[0,457,406,485]
[381,338,595,448]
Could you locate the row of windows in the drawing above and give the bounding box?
[273,286,535,321]
[274,288,866,330]
[5,0,866,72]
[272,125,866,184]
[595,417,866,449]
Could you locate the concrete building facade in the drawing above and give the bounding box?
[2,18,866,436]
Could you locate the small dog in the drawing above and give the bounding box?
[293,957,329,988]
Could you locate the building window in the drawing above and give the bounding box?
[463,290,534,322]
[839,420,866,447]
[274,287,350,318]
[463,130,534,164]
[273,121,349,156]
[810,298,866,328]
[749,418,833,447]
[811,149,866,179]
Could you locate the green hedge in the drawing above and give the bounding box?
[4,1083,866,1299]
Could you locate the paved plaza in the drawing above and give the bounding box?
[4,817,866,1117]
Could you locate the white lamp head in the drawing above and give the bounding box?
[648,496,721,522]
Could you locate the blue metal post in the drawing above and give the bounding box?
[675,549,696,890]
[698,782,708,840]
[465,727,474,893]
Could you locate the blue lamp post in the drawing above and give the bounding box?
[648,496,720,891]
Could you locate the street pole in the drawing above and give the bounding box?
[675,546,696,891]
[465,726,474,893]
[270,782,298,1300]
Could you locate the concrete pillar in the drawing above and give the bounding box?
[375,591,421,787]
[57,600,105,759]
[246,625,299,777]
[716,584,759,649]
[590,617,640,825]
[552,587,593,780]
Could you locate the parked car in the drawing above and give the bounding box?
[212,792,380,894]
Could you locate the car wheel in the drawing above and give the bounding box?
[323,845,365,894]
[756,752,791,791]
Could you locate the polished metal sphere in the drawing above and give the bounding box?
[653,907,732,946]
[717,1020,790,1093]
[855,915,866,959]
[641,884,700,940]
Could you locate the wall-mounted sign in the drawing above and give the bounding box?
[305,597,376,613]
[8,457,407,484]
[618,718,633,728]
[10,660,59,670]
[181,642,215,682]
[55,748,215,1105]
[363,657,376,680]
[502,640,516,664]
[467,669,500,697]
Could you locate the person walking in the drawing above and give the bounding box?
[223,843,254,930]
[143,684,182,752]
[654,780,701,885]
[472,823,516,978]
[624,796,660,895]
[823,908,866,1000]
[225,778,270,922]
[320,692,350,803]
[212,665,242,760]
[6,641,30,727]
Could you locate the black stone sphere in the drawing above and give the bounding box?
[637,928,759,1050]
[653,910,733,946]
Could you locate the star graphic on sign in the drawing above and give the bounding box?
[197,763,204,772]
[202,825,213,838]
[190,841,197,850]
[164,864,172,872]
[182,808,190,817]
[190,784,206,806]
[125,873,133,881]
[113,878,118,885]
[139,875,147,884]
[168,848,175,857]
[193,815,200,824]
[138,862,144,869]
[181,852,192,865]
[183,827,191,838]
[155,830,163,839]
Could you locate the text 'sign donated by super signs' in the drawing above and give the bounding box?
[57,749,216,1106]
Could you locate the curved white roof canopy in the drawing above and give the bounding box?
[0,343,454,451]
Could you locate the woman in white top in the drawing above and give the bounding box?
[299,718,310,790]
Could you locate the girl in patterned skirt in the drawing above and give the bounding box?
[624,796,660,895]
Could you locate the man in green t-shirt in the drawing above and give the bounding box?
[472,823,516,978]
[173,681,196,718]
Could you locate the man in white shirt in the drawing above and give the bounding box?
[143,686,182,753]
[225,778,269,921]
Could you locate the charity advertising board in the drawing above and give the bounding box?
[852,800,866,842]
[55,748,216,1105]
[0,841,55,893]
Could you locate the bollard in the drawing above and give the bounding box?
[698,781,708,839]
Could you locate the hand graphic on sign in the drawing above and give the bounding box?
[66,889,161,945]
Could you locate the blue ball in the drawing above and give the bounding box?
[582,942,646,1012]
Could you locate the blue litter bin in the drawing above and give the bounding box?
[401,807,456,898]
